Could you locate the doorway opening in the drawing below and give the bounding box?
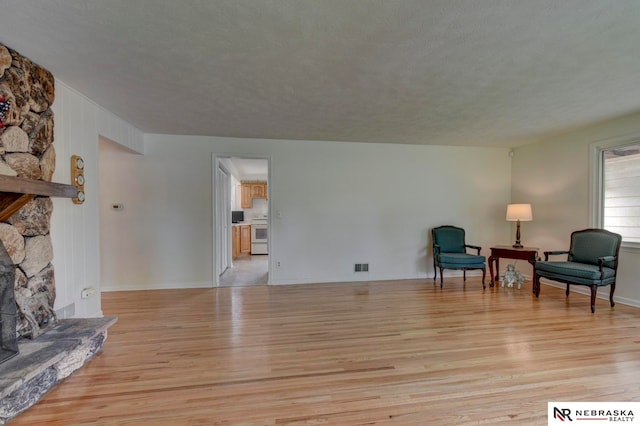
[214,155,270,287]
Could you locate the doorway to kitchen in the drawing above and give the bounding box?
[213,154,270,287]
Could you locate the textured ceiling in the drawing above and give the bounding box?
[1,0,640,147]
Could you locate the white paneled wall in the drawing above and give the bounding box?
[51,81,143,318]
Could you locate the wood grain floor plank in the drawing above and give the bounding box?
[9,279,640,425]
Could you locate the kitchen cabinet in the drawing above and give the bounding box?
[240,225,251,254]
[241,183,252,209]
[251,182,267,199]
[240,181,267,208]
[232,225,240,260]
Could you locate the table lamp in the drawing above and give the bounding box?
[506,203,532,248]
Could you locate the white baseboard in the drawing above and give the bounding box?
[85,309,105,318]
[101,281,214,292]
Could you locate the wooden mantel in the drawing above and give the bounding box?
[0,175,78,222]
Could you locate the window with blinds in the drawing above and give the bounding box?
[603,143,640,243]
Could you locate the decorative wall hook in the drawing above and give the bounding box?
[71,155,85,204]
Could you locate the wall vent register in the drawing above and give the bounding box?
[354,263,369,272]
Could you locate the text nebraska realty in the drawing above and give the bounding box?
[576,409,634,422]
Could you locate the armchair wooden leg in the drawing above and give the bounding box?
[566,284,570,297]
[610,283,616,308]
[481,267,486,289]
[534,275,540,298]
[590,285,597,313]
[463,270,466,282]
[433,259,437,280]
[439,267,444,288]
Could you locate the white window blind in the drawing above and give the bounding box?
[603,144,640,243]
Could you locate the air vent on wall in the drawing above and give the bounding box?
[354,263,369,272]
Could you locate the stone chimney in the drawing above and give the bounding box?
[0,42,57,338]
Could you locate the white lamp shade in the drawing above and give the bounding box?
[506,203,533,221]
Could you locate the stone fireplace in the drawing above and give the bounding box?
[0,42,58,340]
[0,43,117,424]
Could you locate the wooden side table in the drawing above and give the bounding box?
[488,245,539,292]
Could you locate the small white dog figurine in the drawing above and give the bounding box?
[500,264,525,289]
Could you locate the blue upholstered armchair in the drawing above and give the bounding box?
[432,225,486,289]
[534,229,622,313]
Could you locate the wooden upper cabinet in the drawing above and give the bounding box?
[241,183,252,208]
[251,182,267,199]
[241,181,267,208]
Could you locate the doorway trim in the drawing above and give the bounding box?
[211,153,271,286]
[216,163,231,277]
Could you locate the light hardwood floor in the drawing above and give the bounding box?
[10,278,640,425]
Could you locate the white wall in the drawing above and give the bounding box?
[99,134,512,290]
[46,72,640,312]
[48,76,640,308]
[51,81,143,317]
[512,110,640,307]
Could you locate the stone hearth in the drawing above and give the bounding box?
[0,317,116,424]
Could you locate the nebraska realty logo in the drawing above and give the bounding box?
[548,402,640,424]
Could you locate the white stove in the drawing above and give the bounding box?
[251,215,268,255]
